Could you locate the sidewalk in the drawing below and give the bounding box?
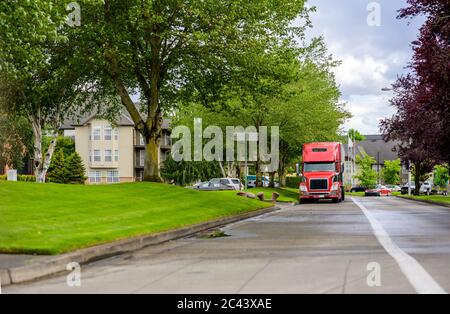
[0,205,279,287]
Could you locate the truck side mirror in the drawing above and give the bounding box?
[295,163,300,175]
[335,162,341,172]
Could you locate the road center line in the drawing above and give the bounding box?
[351,197,447,294]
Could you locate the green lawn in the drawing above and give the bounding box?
[346,192,365,197]
[399,194,450,205]
[244,187,299,203]
[0,181,272,255]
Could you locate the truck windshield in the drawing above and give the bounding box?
[303,163,336,172]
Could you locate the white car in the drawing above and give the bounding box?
[209,178,242,191]
[401,182,433,195]
[386,185,401,192]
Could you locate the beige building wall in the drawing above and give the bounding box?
[75,119,135,184]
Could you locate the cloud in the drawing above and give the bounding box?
[343,94,395,134]
[305,0,424,134]
[335,56,389,92]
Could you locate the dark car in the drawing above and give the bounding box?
[350,186,366,193]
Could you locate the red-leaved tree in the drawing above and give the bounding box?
[381,0,450,193]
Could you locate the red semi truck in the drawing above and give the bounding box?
[299,142,345,204]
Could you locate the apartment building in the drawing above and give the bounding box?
[62,114,171,184]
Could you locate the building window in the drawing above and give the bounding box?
[140,150,145,167]
[104,150,112,162]
[114,150,119,162]
[162,135,171,146]
[92,127,101,141]
[93,150,101,162]
[104,126,112,140]
[107,170,119,183]
[139,134,145,146]
[114,128,119,140]
[89,171,101,183]
[64,129,75,139]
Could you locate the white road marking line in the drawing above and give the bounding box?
[352,197,447,294]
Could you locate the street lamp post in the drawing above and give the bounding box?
[408,161,412,196]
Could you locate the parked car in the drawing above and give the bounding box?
[385,185,401,192]
[209,178,242,190]
[246,175,278,188]
[365,185,392,197]
[193,181,235,191]
[350,186,366,193]
[401,182,433,195]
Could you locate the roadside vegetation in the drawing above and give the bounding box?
[0,181,272,255]
[244,187,299,203]
[398,195,450,206]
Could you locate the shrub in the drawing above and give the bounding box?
[286,176,302,189]
[0,174,35,182]
[66,152,86,184]
[47,149,69,184]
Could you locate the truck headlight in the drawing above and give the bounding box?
[300,184,308,192]
[331,183,339,191]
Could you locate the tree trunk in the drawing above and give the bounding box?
[30,114,57,183]
[269,172,275,188]
[255,159,262,187]
[38,133,58,183]
[31,116,43,182]
[143,136,162,182]
[218,161,227,178]
[413,162,421,196]
[278,161,286,188]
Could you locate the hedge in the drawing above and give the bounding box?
[286,176,302,189]
[0,175,36,182]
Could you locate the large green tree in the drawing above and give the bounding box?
[0,1,87,182]
[173,55,348,187]
[68,0,312,182]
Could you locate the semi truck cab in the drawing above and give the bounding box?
[299,142,345,204]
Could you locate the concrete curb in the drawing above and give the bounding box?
[396,196,450,209]
[0,205,278,287]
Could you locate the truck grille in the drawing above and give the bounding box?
[310,179,328,190]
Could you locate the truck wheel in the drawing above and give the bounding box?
[333,198,339,203]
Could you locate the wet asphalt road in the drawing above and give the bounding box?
[4,197,450,294]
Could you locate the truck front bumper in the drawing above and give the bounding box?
[300,192,339,200]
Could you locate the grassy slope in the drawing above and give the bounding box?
[0,182,272,255]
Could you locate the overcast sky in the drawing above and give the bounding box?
[303,0,424,135]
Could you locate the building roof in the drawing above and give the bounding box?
[61,112,171,130]
[343,134,400,164]
[357,135,399,165]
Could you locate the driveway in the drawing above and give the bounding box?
[4,197,450,294]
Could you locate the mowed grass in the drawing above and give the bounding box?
[399,194,450,205]
[244,187,299,203]
[0,181,272,255]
